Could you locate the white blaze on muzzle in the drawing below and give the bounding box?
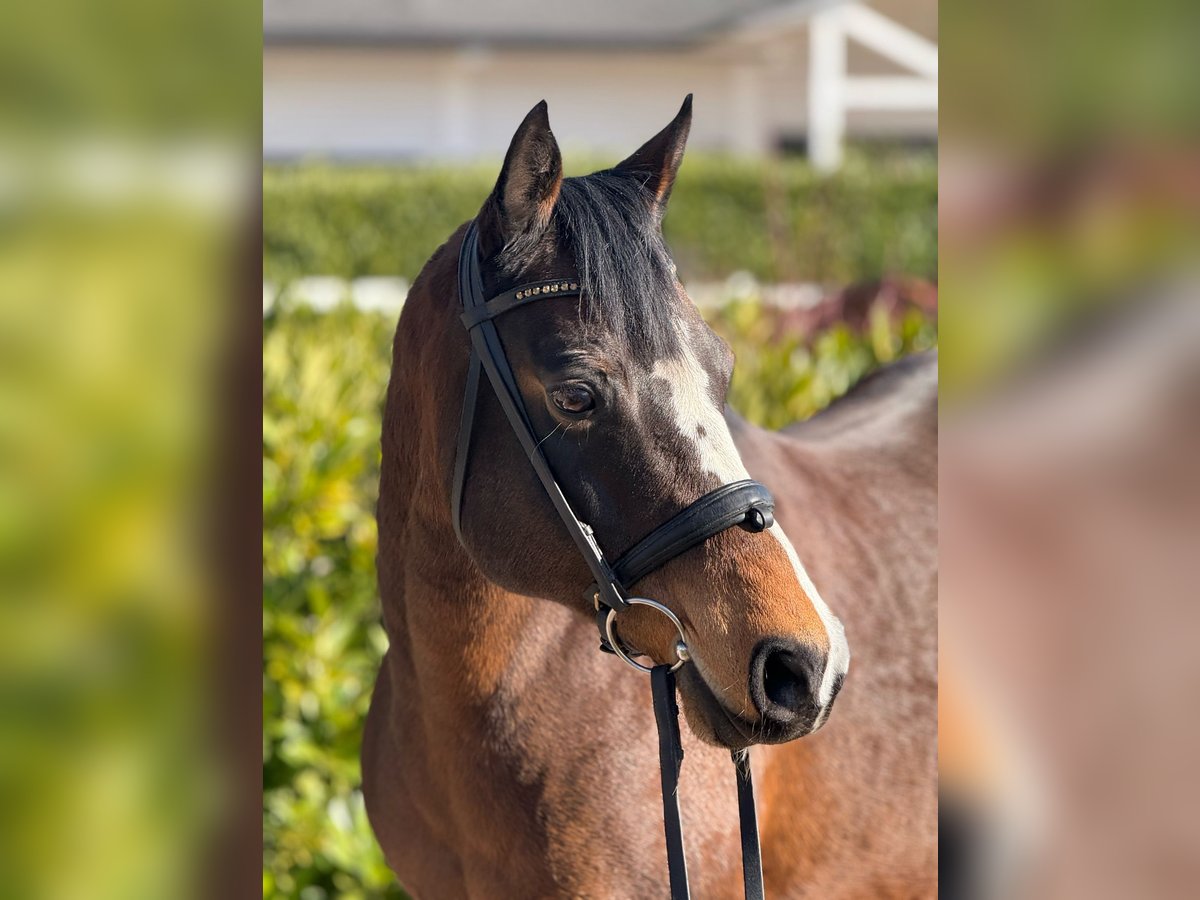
[651,337,851,708]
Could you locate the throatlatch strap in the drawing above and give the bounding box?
[651,666,690,900]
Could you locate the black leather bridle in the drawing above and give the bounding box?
[451,220,774,899]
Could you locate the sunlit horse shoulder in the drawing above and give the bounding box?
[363,98,937,898]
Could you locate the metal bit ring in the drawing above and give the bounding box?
[604,596,689,674]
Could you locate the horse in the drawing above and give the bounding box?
[362,97,938,898]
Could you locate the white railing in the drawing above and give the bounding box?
[262,275,830,316]
[808,2,938,171]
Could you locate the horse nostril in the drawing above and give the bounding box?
[751,640,823,720]
[763,650,810,710]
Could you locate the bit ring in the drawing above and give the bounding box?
[604,596,689,674]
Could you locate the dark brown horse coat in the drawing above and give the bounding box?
[363,102,936,899]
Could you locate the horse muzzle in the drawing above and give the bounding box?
[679,638,845,749]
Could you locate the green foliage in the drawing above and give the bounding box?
[263,154,936,286]
[711,298,938,430]
[262,297,935,898]
[263,304,403,899]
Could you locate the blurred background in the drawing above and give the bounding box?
[938,2,1200,898]
[1,0,258,897]
[4,0,1198,897]
[263,0,937,168]
[263,1,937,896]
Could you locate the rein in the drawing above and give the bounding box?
[451,221,771,899]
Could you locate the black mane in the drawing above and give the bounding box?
[502,169,683,359]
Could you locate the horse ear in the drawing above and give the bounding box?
[479,100,563,255]
[613,94,693,219]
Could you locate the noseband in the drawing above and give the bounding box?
[451,221,772,899]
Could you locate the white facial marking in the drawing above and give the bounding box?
[651,341,749,483]
[766,523,851,708]
[652,336,850,710]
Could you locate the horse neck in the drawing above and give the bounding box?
[377,229,544,703]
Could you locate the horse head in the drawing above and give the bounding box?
[451,98,849,748]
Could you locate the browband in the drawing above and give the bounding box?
[460,278,582,331]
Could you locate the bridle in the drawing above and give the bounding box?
[451,220,775,899]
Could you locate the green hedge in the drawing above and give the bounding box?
[263,154,936,286]
[264,306,403,899]
[262,296,935,898]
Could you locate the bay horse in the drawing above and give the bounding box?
[363,98,937,898]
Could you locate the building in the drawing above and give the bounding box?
[264,0,937,170]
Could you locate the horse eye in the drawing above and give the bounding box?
[550,384,595,416]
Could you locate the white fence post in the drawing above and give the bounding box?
[807,8,846,172]
[807,2,938,172]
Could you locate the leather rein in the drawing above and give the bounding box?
[451,221,772,899]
